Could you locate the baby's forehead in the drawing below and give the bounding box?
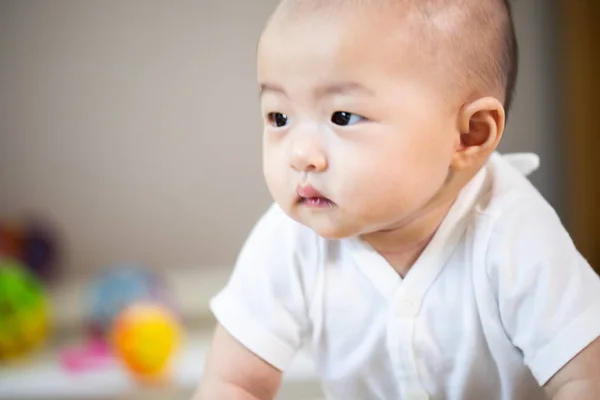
[266,0,514,108]
[273,0,466,28]
[265,0,477,77]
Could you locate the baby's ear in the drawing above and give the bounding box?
[451,97,505,171]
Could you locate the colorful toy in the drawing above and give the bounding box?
[0,215,62,282]
[86,265,173,339]
[111,301,182,382]
[0,222,24,261]
[20,217,61,282]
[59,338,115,374]
[0,259,49,361]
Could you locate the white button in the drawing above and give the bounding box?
[396,295,421,318]
[405,388,430,400]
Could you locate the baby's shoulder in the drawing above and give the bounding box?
[469,153,579,282]
[474,154,564,234]
[473,152,549,221]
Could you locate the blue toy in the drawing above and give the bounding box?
[85,265,172,339]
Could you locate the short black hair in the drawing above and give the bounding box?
[412,0,520,116]
[501,0,519,116]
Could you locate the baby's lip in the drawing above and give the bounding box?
[297,184,326,199]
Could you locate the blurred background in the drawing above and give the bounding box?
[0,0,598,399]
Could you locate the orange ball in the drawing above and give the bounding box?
[111,302,181,381]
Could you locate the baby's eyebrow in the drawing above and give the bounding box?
[315,82,374,98]
[259,83,287,98]
[258,81,374,98]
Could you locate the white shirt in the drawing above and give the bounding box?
[210,152,600,400]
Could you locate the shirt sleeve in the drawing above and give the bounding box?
[209,204,313,371]
[486,197,600,386]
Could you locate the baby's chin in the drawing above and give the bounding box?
[305,223,359,240]
[310,224,356,240]
[297,211,416,241]
[286,207,365,240]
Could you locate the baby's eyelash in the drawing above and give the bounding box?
[331,111,365,126]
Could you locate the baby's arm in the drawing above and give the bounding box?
[193,205,312,399]
[544,336,600,400]
[194,324,282,400]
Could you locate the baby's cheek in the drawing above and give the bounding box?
[361,165,435,216]
[263,143,285,172]
[262,157,285,196]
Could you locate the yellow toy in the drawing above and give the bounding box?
[111,301,181,383]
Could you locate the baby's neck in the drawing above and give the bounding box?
[360,167,478,278]
[361,198,455,277]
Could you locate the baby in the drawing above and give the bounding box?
[195,0,600,399]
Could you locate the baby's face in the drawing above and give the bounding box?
[258,8,459,239]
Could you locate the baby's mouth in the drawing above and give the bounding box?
[296,184,334,208]
[299,196,334,207]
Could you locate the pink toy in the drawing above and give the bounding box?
[59,338,115,374]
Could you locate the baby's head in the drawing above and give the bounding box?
[258,0,518,239]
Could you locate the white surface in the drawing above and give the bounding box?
[0,332,320,399]
[3,266,320,399]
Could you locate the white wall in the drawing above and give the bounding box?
[0,0,562,275]
[0,0,277,274]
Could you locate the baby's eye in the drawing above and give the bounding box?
[331,111,364,126]
[267,112,288,128]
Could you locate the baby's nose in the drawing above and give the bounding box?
[289,135,328,173]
